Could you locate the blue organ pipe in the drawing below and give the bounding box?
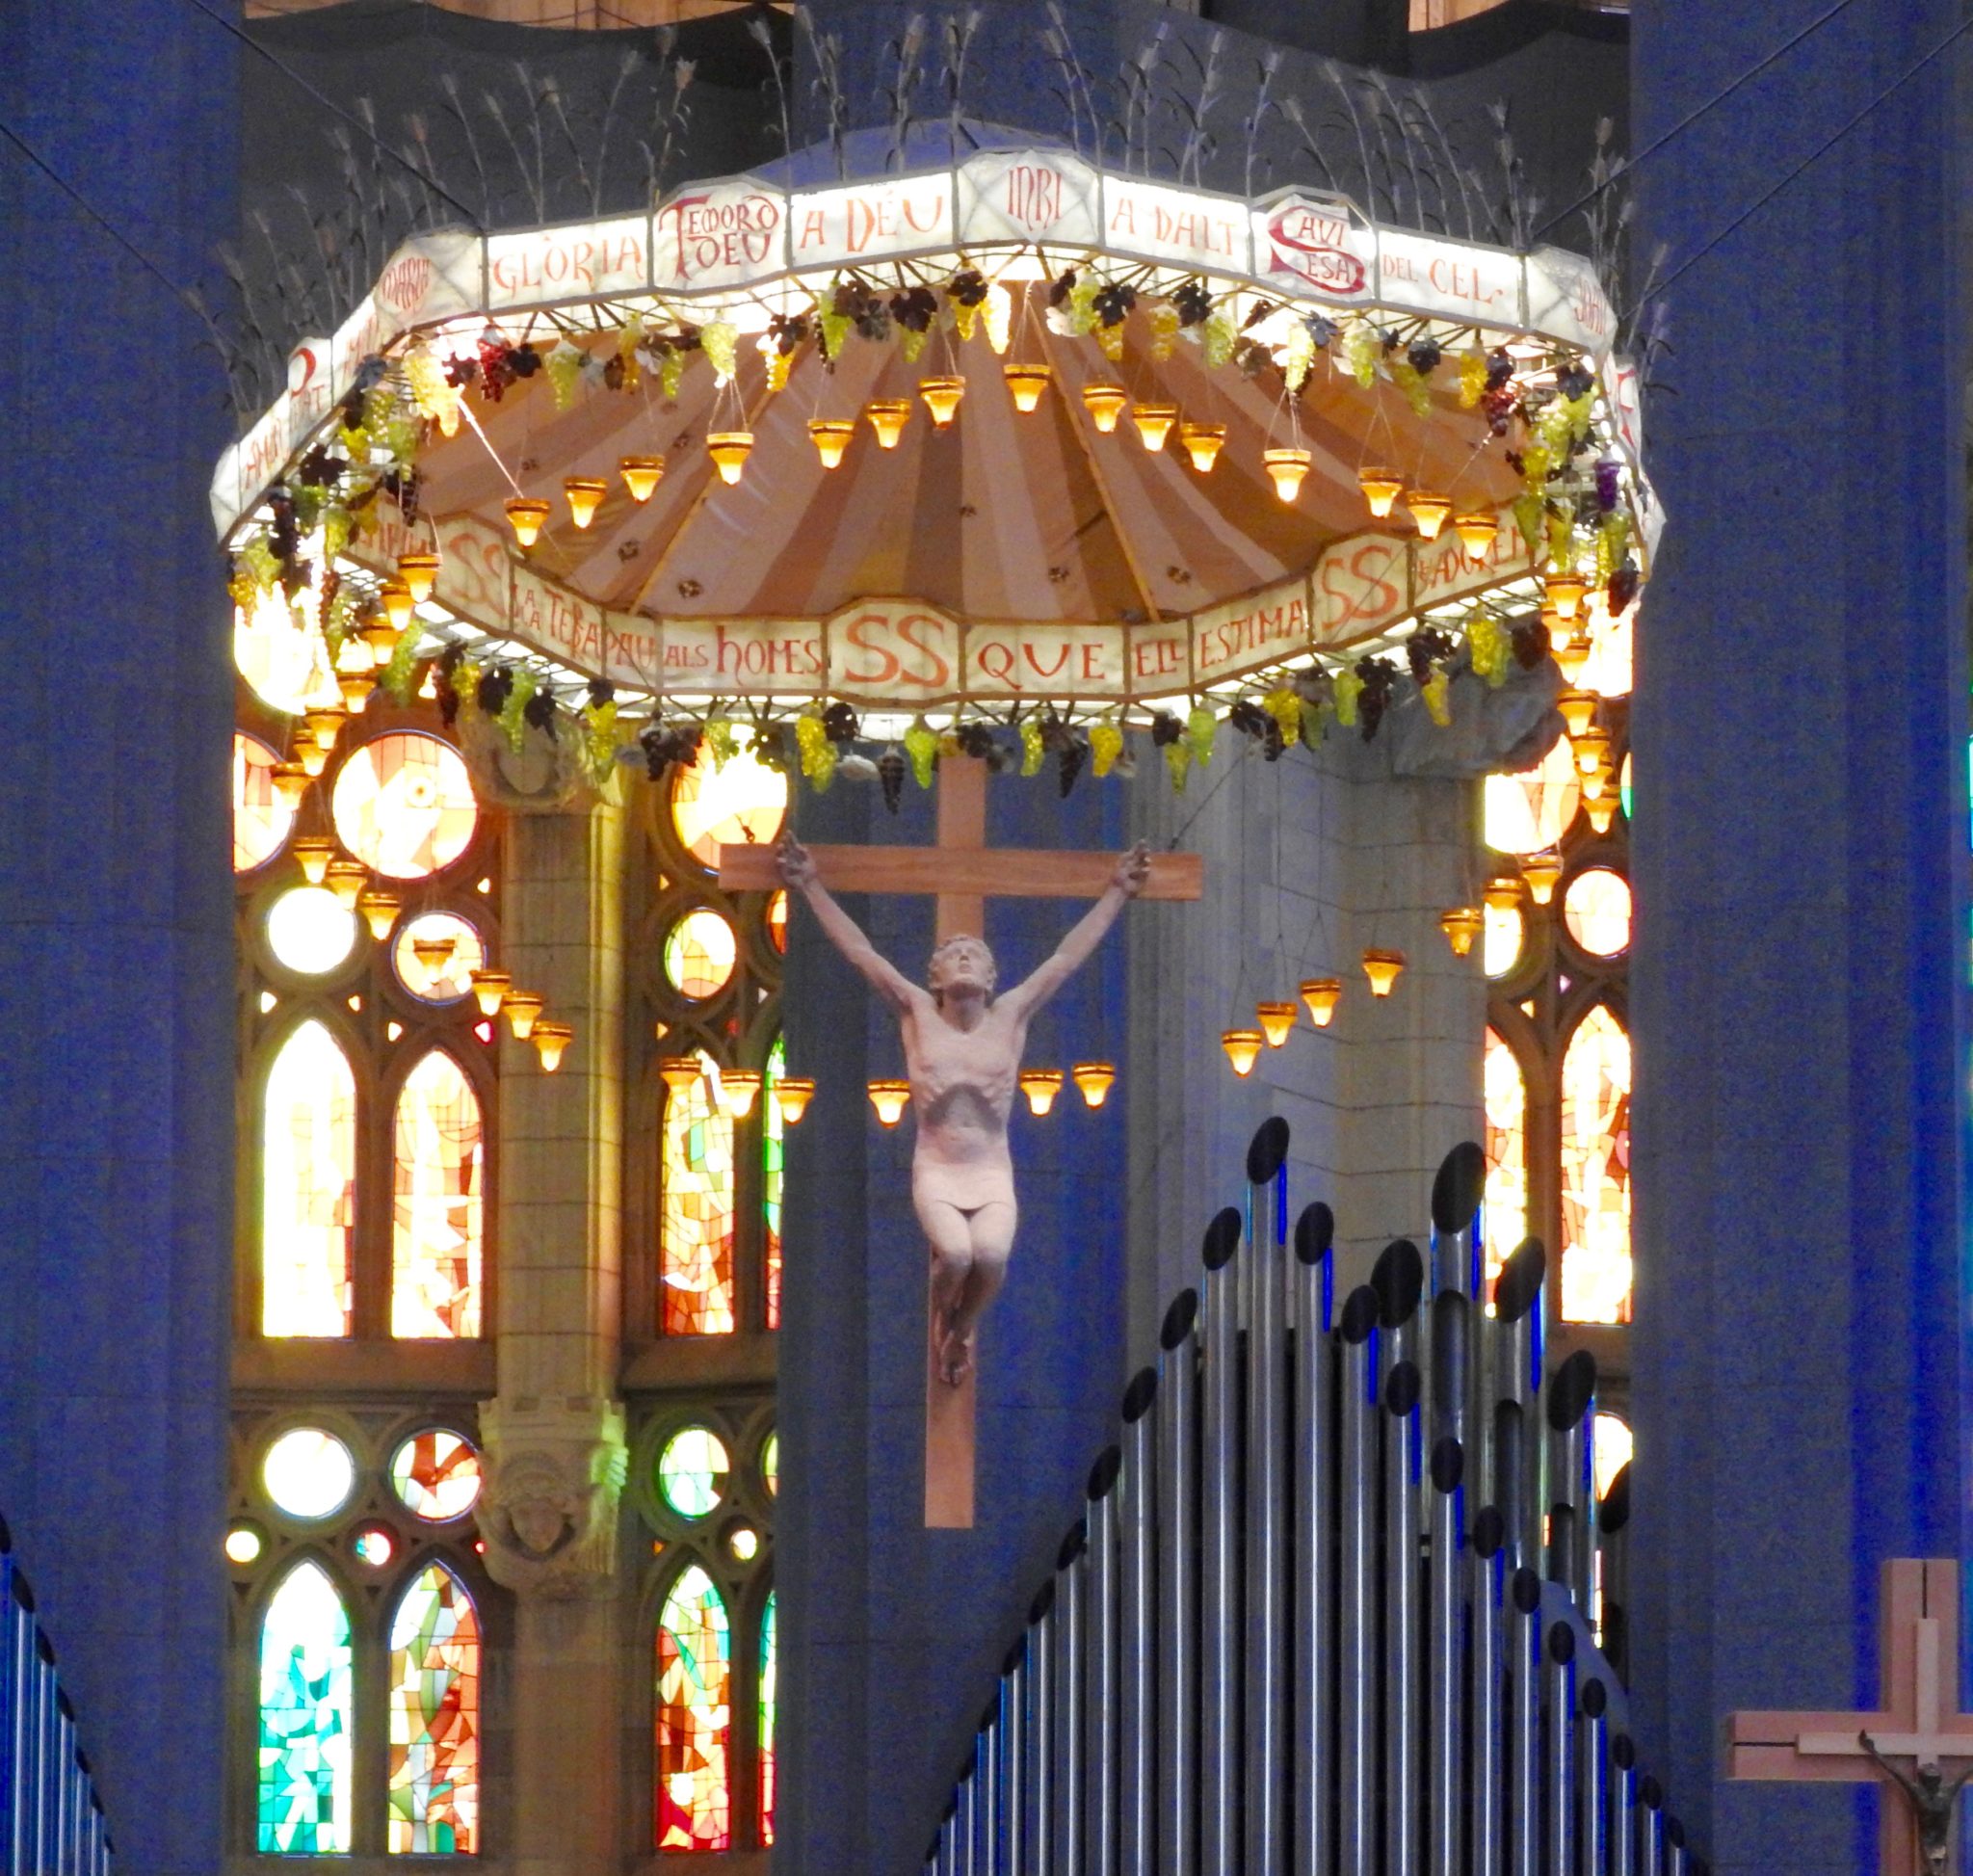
[1156,1287,1199,1876]
[1579,1678,1611,1876]
[1609,1734,1638,1876]
[1001,1644,1027,1876]
[1244,1163,1287,1876]
[1118,1369,1159,1876]
[1027,1584,1056,1876]
[1054,1522,1087,1876]
[1469,1510,1507,1876]
[1491,1240,1546,1572]
[1198,1207,1243,1876]
[977,1698,1001,1876]
[1383,1357,1423,1876]
[1291,1203,1335,1876]
[1086,1448,1123,1876]
[1638,1774,1665,1876]
[957,1765,976,1876]
[1544,1623,1576,1876]
[1428,1292,1469,1876]
[1337,1285,1379,1876]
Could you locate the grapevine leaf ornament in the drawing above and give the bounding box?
[1185,704,1218,766]
[1090,720,1124,779]
[904,716,939,789]
[544,341,587,410]
[1332,665,1364,727]
[1467,611,1512,687]
[701,322,740,385]
[1019,717,1045,778]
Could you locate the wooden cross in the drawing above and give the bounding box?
[1729,1558,1973,1875]
[720,754,1202,1528]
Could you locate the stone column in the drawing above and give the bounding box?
[473,784,630,1876]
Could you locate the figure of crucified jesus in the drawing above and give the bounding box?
[776,830,1150,1386]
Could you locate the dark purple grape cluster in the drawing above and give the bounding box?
[1407,338,1442,376]
[1172,280,1212,327]
[639,720,702,781]
[1356,657,1397,740]
[1048,268,1079,308]
[1305,314,1338,349]
[1092,281,1137,328]
[443,353,479,390]
[1149,709,1183,747]
[524,690,559,740]
[769,312,811,355]
[889,286,938,332]
[822,701,859,744]
[587,678,615,708]
[1407,625,1453,684]
[1058,739,1089,797]
[477,667,513,718]
[1594,458,1620,512]
[1557,365,1595,401]
[945,269,988,307]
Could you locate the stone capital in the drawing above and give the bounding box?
[476,1395,628,1599]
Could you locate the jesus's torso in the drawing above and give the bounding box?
[901,994,1026,1209]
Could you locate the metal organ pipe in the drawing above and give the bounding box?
[1118,1368,1159,1876]
[1155,1287,1199,1876]
[1337,1284,1380,1876]
[1198,1206,1243,1876]
[1245,1119,1291,1876]
[1508,1568,1543,1876]
[1291,1202,1334,1876]
[1028,1582,1056,1876]
[1055,1521,1087,1876]
[1609,1734,1638,1876]
[1001,1642,1027,1876]
[1544,1623,1576,1876]
[1427,1292,1469,1876]
[1579,1678,1610,1876]
[1086,1446,1124,1876]
[1469,1507,1507,1876]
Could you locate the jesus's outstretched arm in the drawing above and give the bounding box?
[776,831,921,1016]
[999,842,1150,1020]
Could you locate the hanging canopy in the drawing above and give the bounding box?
[217,141,1655,727]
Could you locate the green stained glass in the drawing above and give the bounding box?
[657,1426,730,1519]
[761,1432,777,1498]
[764,1036,785,1329]
[661,1053,735,1334]
[387,1565,482,1854]
[759,1590,777,1846]
[655,1565,732,1851]
[258,1561,354,1854]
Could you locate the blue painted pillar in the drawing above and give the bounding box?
[778,762,1131,1873]
[1627,6,1967,1869]
[0,11,235,1871]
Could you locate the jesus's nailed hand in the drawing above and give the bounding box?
[776,831,817,891]
[1115,841,1151,898]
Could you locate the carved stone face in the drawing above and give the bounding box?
[506,1494,572,1558]
[928,935,996,1003]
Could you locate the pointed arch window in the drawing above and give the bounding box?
[258,1559,355,1854]
[263,1020,357,1337]
[1560,1004,1632,1324]
[387,1563,482,1854]
[655,1563,732,1851]
[762,1039,786,1332]
[392,1050,486,1339]
[1482,1027,1529,1297]
[758,1588,777,1846]
[661,1057,736,1336]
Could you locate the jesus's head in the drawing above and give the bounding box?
[928,934,997,1006]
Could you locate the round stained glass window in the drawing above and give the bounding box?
[761,1432,777,1497]
[1484,902,1523,979]
[225,1523,265,1565]
[670,745,787,869]
[1564,868,1632,958]
[266,885,359,976]
[331,732,478,880]
[664,910,738,999]
[388,1429,483,1522]
[657,1426,730,1519]
[353,1526,395,1568]
[234,733,294,872]
[767,889,788,955]
[263,1427,355,1520]
[1485,737,1580,858]
[392,912,486,1004]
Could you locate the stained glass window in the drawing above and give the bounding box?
[763,1036,786,1330]
[389,1430,484,1522]
[1560,1005,1632,1324]
[263,1427,356,1520]
[392,1051,485,1339]
[393,912,486,1004]
[767,889,788,955]
[1485,736,1580,858]
[331,732,478,880]
[1482,1028,1528,1298]
[388,1565,482,1854]
[662,1050,736,1334]
[266,885,359,977]
[235,732,295,872]
[759,1590,777,1847]
[237,587,340,717]
[1563,868,1631,958]
[655,1566,732,1852]
[263,1020,357,1337]
[658,1427,731,1519]
[664,909,739,1000]
[1592,1411,1633,1501]
[1484,901,1523,979]
[670,745,788,870]
[761,1433,777,1497]
[258,1561,355,1854]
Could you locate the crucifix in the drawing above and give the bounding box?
[720,754,1202,1528]
[1729,1558,1973,1876]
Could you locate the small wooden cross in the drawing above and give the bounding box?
[720,755,1202,1529]
[1729,1558,1973,1875]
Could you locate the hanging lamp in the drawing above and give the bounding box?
[1018,1069,1065,1116]
[619,456,666,502]
[1071,1063,1116,1108]
[1255,1001,1298,1047]
[1299,978,1342,1028]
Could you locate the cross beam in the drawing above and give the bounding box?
[1729,1558,1973,1874]
[720,755,1201,1528]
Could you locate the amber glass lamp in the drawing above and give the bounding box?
[336,670,377,712]
[1299,977,1342,1028]
[270,759,310,809]
[1357,466,1403,517]
[706,434,754,485]
[867,1078,911,1125]
[658,1055,703,1096]
[1263,449,1312,503]
[1255,1001,1298,1047]
[1406,490,1452,540]
[1018,1069,1065,1116]
[1439,907,1484,957]
[807,419,855,469]
[1521,852,1563,905]
[564,477,608,528]
[865,401,912,449]
[324,859,368,909]
[1222,1029,1264,1076]
[1572,726,1611,779]
[776,1076,816,1123]
[1482,876,1524,913]
[1131,403,1177,451]
[1557,690,1598,738]
[1546,572,1587,621]
[1003,362,1050,412]
[919,376,966,427]
[410,931,456,973]
[532,1020,574,1072]
[1361,948,1407,996]
[1454,512,1499,555]
[1180,422,1226,473]
[619,456,666,502]
[398,551,440,603]
[1071,1062,1116,1108]
[503,496,551,547]
[291,836,334,886]
[378,581,414,634]
[721,1068,762,1120]
[469,968,513,1017]
[356,886,401,941]
[1080,384,1128,434]
[502,991,544,1041]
